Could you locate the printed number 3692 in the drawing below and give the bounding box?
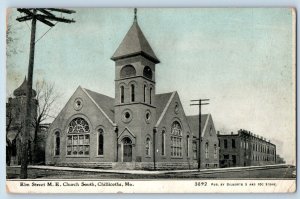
[195,182,207,186]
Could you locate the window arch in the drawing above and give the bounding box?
[98,128,104,155]
[131,84,135,102]
[146,137,151,156]
[161,130,165,156]
[143,66,153,79]
[120,65,136,78]
[55,131,60,156]
[120,86,124,103]
[67,117,90,156]
[171,121,182,157]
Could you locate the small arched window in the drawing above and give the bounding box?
[143,66,153,79]
[55,131,60,156]
[143,85,147,103]
[98,128,104,155]
[161,130,165,156]
[205,142,209,159]
[186,135,190,157]
[149,87,152,104]
[131,84,135,102]
[120,86,124,103]
[146,137,151,156]
[214,144,217,159]
[120,65,136,78]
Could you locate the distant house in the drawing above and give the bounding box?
[218,129,276,168]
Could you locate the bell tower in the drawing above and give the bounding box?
[111,9,160,162]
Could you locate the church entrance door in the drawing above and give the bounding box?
[122,137,132,162]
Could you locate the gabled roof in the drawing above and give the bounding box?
[186,114,210,138]
[83,88,115,123]
[111,21,160,63]
[155,92,175,126]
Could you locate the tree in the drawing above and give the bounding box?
[6,100,24,166]
[32,79,59,164]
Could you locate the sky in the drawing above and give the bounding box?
[6,8,295,164]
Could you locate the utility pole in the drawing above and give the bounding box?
[16,8,75,179]
[190,99,210,170]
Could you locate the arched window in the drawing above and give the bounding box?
[131,84,135,102]
[120,65,136,78]
[205,142,209,159]
[171,121,182,157]
[120,86,124,103]
[67,118,90,156]
[146,137,151,156]
[149,87,152,104]
[98,128,104,155]
[55,131,60,156]
[143,85,147,103]
[161,130,165,156]
[143,66,152,79]
[186,135,190,157]
[214,144,217,159]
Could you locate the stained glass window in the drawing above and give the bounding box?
[67,117,90,156]
[171,121,182,157]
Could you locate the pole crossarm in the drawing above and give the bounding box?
[17,8,76,27]
[46,8,76,14]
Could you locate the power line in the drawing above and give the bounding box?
[35,21,58,44]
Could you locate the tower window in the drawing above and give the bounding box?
[144,85,146,102]
[120,65,136,78]
[149,87,152,104]
[131,84,135,102]
[143,66,153,79]
[120,86,124,103]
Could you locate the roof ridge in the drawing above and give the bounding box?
[83,88,114,100]
[155,91,176,127]
[81,87,115,126]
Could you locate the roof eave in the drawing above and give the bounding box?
[111,51,160,64]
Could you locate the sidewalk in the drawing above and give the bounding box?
[8,164,292,175]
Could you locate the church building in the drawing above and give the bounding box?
[45,10,219,170]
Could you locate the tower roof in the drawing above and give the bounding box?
[13,77,37,97]
[111,14,160,63]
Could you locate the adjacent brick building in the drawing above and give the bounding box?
[218,129,276,168]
